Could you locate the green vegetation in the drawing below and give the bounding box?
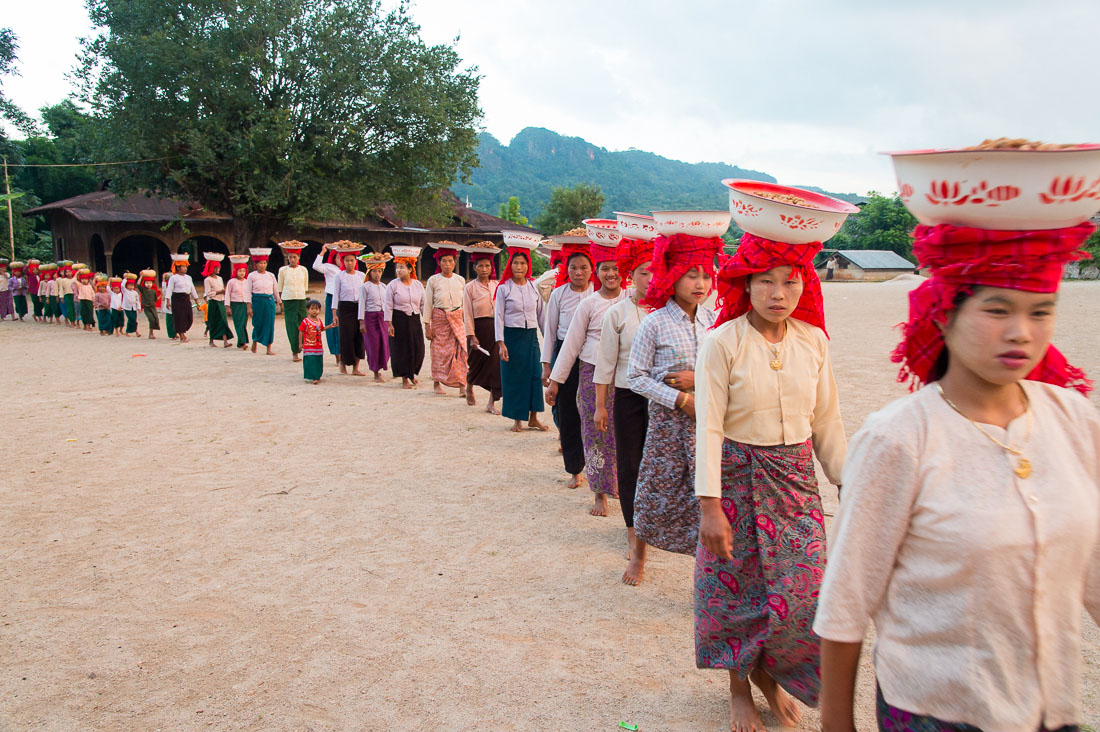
[76,0,482,252]
[533,183,605,235]
[829,192,919,259]
[498,196,528,226]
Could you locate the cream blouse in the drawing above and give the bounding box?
[694,313,845,497]
[814,381,1100,732]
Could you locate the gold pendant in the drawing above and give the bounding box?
[1014,457,1032,479]
[770,358,782,371]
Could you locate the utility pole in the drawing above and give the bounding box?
[3,157,13,260]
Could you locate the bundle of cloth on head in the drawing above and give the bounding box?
[228,255,249,277]
[641,233,725,310]
[616,237,656,286]
[554,241,595,288]
[467,243,498,277]
[714,233,826,332]
[359,252,393,271]
[432,241,461,264]
[892,222,1094,395]
[202,252,225,277]
[391,246,420,279]
[328,240,363,270]
[500,243,535,284]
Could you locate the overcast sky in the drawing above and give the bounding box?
[4,0,1099,195]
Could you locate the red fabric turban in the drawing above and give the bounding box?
[714,233,826,333]
[201,260,221,277]
[892,222,1094,395]
[500,248,533,284]
[469,250,497,278]
[554,242,595,288]
[641,234,724,310]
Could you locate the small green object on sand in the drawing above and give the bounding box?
[619,724,638,731]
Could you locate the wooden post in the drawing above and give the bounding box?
[3,157,13,260]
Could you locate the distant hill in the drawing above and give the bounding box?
[452,127,864,226]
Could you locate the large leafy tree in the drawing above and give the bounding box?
[829,192,918,258]
[533,182,604,235]
[0,28,37,145]
[498,195,527,226]
[77,0,481,252]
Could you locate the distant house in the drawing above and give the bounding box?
[23,190,538,283]
[816,250,916,282]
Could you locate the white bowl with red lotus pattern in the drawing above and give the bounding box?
[501,230,542,249]
[614,212,661,241]
[886,145,1100,230]
[723,179,859,245]
[583,218,623,246]
[650,210,731,238]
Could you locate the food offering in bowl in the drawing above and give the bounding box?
[548,227,589,246]
[501,229,543,249]
[460,241,502,254]
[722,179,859,245]
[615,212,661,241]
[583,218,623,246]
[886,139,1100,230]
[650,210,731,239]
[539,238,563,252]
[390,245,423,259]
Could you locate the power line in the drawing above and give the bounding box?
[8,157,170,168]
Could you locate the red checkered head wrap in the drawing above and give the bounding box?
[469,250,497,278]
[892,222,1094,395]
[714,234,826,333]
[554,242,595,288]
[641,234,724,310]
[500,248,533,284]
[201,260,221,277]
[616,237,655,286]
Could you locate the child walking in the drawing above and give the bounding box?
[121,273,141,336]
[108,277,124,335]
[299,299,333,383]
[94,278,112,335]
[75,268,95,331]
[137,270,160,338]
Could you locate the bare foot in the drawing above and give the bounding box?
[373,372,385,383]
[251,342,257,353]
[292,354,301,361]
[267,349,277,356]
[566,473,584,489]
[458,388,467,398]
[729,691,766,732]
[312,379,320,384]
[223,341,231,348]
[433,382,445,395]
[339,367,348,375]
[466,391,476,406]
[411,377,420,387]
[749,668,801,727]
[527,418,549,431]
[510,420,524,433]
[622,556,644,586]
[209,341,217,347]
[589,493,608,517]
[402,380,414,390]
[485,402,500,415]
[352,370,366,376]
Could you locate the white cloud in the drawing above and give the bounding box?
[6,0,1100,196]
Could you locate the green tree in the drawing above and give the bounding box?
[498,196,527,226]
[0,28,37,144]
[831,192,918,258]
[532,182,604,235]
[77,0,482,252]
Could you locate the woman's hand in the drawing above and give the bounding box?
[332,313,339,327]
[468,334,479,349]
[698,497,733,560]
[499,342,509,362]
[541,363,551,387]
[359,322,366,334]
[425,323,433,341]
[679,393,696,420]
[247,306,253,317]
[664,370,695,391]
[388,323,395,337]
[594,404,609,432]
[545,381,559,406]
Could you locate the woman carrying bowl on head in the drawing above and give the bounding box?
[331,246,367,375]
[385,250,426,389]
[424,243,469,398]
[358,252,392,382]
[592,233,655,584]
[462,246,503,414]
[625,228,722,559]
[694,230,845,730]
[816,220,1099,732]
[546,230,626,518]
[495,243,548,433]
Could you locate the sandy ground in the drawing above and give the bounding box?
[1,281,1098,732]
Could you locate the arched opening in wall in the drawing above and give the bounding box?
[262,241,285,274]
[90,234,107,273]
[180,236,231,279]
[112,234,171,277]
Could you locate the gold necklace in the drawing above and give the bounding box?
[763,323,787,370]
[935,384,1033,479]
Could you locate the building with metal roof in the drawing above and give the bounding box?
[817,250,917,282]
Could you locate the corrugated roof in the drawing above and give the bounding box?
[24,189,541,235]
[836,250,915,270]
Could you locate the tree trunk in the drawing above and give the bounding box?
[231,216,277,254]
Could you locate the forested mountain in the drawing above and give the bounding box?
[451,127,863,223]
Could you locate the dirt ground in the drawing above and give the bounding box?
[1,280,1098,732]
